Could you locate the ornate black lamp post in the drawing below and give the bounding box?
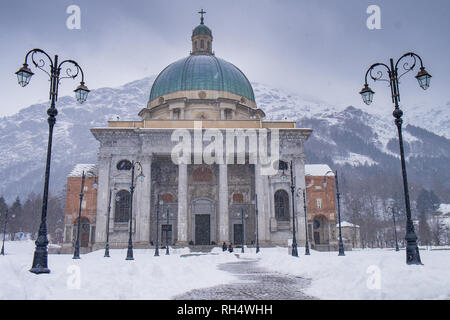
[73,171,86,259]
[155,198,163,257]
[324,170,345,256]
[104,183,117,258]
[16,49,89,274]
[252,196,260,253]
[360,52,430,265]
[388,206,400,252]
[1,209,14,256]
[297,174,314,256]
[277,160,297,256]
[279,160,299,257]
[126,161,145,261]
[297,188,311,255]
[163,207,173,255]
[238,208,248,253]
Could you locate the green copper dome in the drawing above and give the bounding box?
[149,55,256,102]
[192,24,212,37]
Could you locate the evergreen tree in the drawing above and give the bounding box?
[416,189,440,246]
[416,189,440,213]
[21,193,41,236]
[47,194,65,243]
[9,197,23,237]
[0,196,8,235]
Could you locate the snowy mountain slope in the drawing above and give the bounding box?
[0,76,449,202]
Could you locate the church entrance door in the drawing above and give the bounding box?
[233,224,243,245]
[195,214,210,245]
[314,232,320,245]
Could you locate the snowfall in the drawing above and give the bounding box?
[0,241,449,300]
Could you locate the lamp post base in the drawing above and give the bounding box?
[305,241,310,255]
[406,240,422,265]
[291,244,298,257]
[126,246,134,260]
[73,246,80,259]
[30,239,50,274]
[104,245,110,258]
[30,267,50,274]
[338,240,345,256]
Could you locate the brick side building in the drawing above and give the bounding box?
[305,164,338,251]
[305,164,361,250]
[63,164,98,252]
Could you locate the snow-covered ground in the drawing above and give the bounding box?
[0,241,239,299]
[1,241,449,300]
[253,247,450,300]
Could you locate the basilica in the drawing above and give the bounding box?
[62,13,325,251]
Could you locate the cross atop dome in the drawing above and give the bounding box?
[198,9,206,25]
[192,9,213,55]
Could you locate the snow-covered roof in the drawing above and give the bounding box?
[337,221,360,228]
[438,204,450,214]
[68,164,98,177]
[305,164,334,176]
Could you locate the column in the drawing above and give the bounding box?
[95,154,111,244]
[177,163,188,243]
[255,164,269,242]
[136,154,152,243]
[218,164,229,242]
[294,156,306,244]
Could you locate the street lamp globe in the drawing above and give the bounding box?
[15,64,34,87]
[74,81,90,104]
[415,67,432,90]
[137,172,145,182]
[359,84,375,105]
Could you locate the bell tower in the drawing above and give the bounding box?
[191,9,213,55]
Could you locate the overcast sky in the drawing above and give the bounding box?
[1,0,449,117]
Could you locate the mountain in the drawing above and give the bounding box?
[1,76,450,203]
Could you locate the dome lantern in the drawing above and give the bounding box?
[192,9,213,55]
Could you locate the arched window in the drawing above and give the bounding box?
[194,41,198,50]
[162,193,174,203]
[73,217,90,247]
[274,190,289,221]
[200,39,204,49]
[207,41,210,50]
[115,190,131,223]
[233,193,244,203]
[117,160,132,171]
[193,167,213,182]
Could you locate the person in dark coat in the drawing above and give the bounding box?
[222,242,227,252]
[228,243,233,253]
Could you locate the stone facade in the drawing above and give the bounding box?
[88,126,311,249]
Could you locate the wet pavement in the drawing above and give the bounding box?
[175,256,317,300]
